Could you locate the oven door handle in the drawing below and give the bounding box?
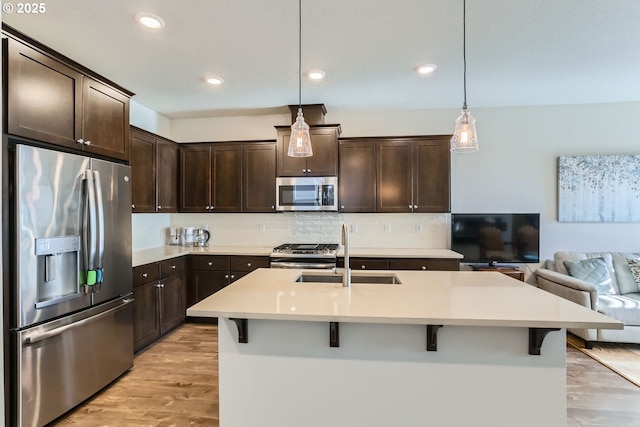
[270,262,336,269]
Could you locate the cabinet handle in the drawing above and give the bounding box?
[247,262,252,268]
[142,273,148,278]
[341,205,345,209]
[414,205,418,209]
[302,169,306,173]
[421,266,427,270]
[361,265,366,269]
[208,262,213,266]
[156,283,163,288]
[205,206,210,210]
[132,204,136,209]
[271,205,275,209]
[158,206,162,210]
[230,275,235,280]
[408,205,412,209]
[171,265,176,269]
[77,138,84,145]
[307,169,311,174]
[84,140,91,146]
[225,274,229,279]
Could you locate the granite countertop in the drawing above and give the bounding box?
[186,268,622,330]
[132,246,463,267]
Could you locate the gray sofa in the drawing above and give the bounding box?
[535,251,640,345]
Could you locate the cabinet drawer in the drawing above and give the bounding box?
[133,263,160,287]
[190,255,230,271]
[230,256,270,272]
[339,257,389,270]
[160,256,186,277]
[388,258,459,271]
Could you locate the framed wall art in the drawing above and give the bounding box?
[558,154,640,222]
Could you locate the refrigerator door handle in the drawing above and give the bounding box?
[93,170,105,284]
[23,298,135,345]
[83,170,98,286]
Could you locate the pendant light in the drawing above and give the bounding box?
[450,0,479,153]
[287,0,313,157]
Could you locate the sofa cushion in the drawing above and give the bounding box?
[563,258,616,295]
[554,252,620,293]
[597,293,640,326]
[628,259,640,287]
[614,254,640,294]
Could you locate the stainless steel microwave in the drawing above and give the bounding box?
[275,176,338,211]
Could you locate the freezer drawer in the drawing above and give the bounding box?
[15,296,134,427]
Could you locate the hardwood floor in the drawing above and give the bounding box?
[49,324,639,427]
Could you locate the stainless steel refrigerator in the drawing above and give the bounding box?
[8,143,133,427]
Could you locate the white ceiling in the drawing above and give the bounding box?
[3,0,640,119]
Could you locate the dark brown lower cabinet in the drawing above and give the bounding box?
[187,255,270,321]
[132,257,186,352]
[338,257,459,271]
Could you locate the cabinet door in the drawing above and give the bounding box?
[133,280,160,352]
[339,140,376,212]
[276,128,307,176]
[180,146,211,212]
[130,129,156,213]
[243,143,276,212]
[305,127,339,176]
[160,273,186,334]
[156,138,179,212]
[6,38,83,149]
[82,76,130,161]
[211,145,242,212]
[191,270,230,304]
[376,140,413,212]
[413,138,451,213]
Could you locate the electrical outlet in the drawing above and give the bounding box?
[384,224,391,233]
[416,224,423,233]
[350,224,359,234]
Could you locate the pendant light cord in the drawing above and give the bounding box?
[298,0,302,108]
[462,0,467,109]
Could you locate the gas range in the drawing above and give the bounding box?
[270,243,340,269]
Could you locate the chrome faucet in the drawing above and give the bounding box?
[341,223,351,287]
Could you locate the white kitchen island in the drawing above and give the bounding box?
[187,268,622,427]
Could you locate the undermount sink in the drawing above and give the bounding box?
[295,272,402,285]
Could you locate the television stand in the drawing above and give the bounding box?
[474,265,524,282]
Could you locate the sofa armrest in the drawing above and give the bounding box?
[535,268,598,310]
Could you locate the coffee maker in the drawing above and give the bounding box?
[193,228,210,247]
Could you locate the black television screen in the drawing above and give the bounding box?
[451,213,540,265]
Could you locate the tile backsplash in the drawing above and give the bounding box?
[133,213,450,251]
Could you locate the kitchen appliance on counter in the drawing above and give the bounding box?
[7,143,133,427]
[193,228,211,247]
[270,243,340,269]
[275,176,338,211]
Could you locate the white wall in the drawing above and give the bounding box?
[130,100,172,139]
[162,101,640,260]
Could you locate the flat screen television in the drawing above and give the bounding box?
[451,213,540,266]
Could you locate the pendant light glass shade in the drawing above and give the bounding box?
[451,107,478,152]
[451,0,479,153]
[288,108,313,157]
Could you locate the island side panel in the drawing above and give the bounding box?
[217,318,566,427]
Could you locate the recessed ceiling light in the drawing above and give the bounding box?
[205,76,224,86]
[415,64,437,75]
[135,12,165,29]
[306,70,326,80]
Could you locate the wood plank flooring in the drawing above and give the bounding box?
[49,323,640,427]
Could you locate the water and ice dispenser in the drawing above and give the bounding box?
[34,236,81,308]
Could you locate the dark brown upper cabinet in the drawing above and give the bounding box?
[337,136,450,213]
[339,139,377,212]
[376,136,451,213]
[129,126,179,213]
[275,125,341,177]
[5,35,131,161]
[179,141,276,213]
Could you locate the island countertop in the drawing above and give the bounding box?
[186,268,622,330]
